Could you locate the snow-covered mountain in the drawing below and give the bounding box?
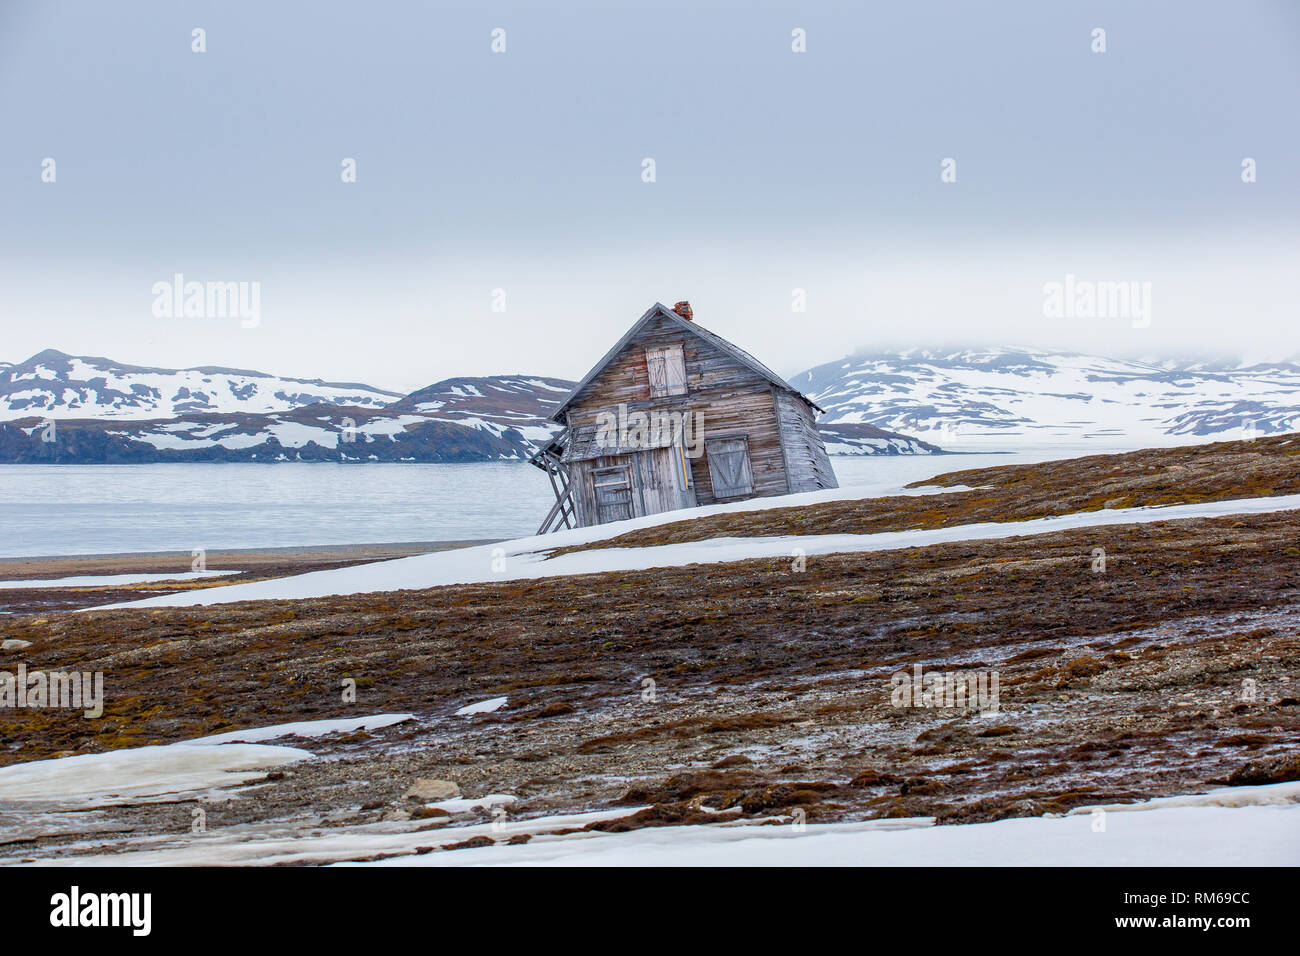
[385,375,574,449]
[0,349,938,461]
[0,405,529,464]
[0,348,579,463]
[0,350,581,463]
[0,349,401,421]
[793,348,1300,450]
[815,422,940,456]
[18,343,1299,463]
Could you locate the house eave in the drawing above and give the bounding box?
[550,302,824,421]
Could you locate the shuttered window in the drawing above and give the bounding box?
[706,437,754,498]
[646,345,687,397]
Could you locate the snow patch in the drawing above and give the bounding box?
[0,743,310,803]
[189,713,415,746]
[425,793,517,813]
[0,570,238,590]
[455,696,508,716]
[98,493,1300,610]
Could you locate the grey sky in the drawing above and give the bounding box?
[2,0,1297,391]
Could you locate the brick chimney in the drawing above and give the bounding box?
[671,300,693,322]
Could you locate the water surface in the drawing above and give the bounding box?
[0,446,1128,558]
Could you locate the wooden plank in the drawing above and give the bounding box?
[557,307,836,523]
[769,385,794,494]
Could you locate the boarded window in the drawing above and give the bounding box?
[706,437,754,499]
[646,345,687,397]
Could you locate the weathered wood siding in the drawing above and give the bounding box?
[568,448,697,525]
[774,389,839,491]
[562,309,835,524]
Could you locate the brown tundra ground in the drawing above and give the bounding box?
[1,437,1298,863]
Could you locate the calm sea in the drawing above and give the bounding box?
[0,447,1127,558]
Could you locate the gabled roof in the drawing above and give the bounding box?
[550,302,824,423]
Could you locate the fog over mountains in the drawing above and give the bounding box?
[795,347,1300,449]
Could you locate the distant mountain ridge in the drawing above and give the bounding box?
[11,343,1293,463]
[797,347,1300,448]
[0,406,527,464]
[0,348,933,462]
[0,348,401,421]
[0,349,585,463]
[386,375,573,448]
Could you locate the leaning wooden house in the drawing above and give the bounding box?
[531,301,837,532]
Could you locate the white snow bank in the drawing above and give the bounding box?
[189,713,414,745]
[0,742,310,803]
[95,493,1300,610]
[12,807,645,867]
[7,771,1295,866]
[0,570,238,590]
[0,713,414,803]
[361,800,1300,867]
[1066,780,1300,813]
[455,697,508,716]
[426,793,517,813]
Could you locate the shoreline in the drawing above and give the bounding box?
[0,540,497,615]
[0,539,495,571]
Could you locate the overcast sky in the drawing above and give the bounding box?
[1,0,1297,392]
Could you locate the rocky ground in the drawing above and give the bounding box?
[1,440,1298,863]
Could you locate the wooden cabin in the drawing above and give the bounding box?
[531,301,837,532]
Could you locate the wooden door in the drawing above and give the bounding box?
[591,464,634,524]
[634,445,697,517]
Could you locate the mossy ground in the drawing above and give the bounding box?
[1,440,1298,859]
[550,435,1300,554]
